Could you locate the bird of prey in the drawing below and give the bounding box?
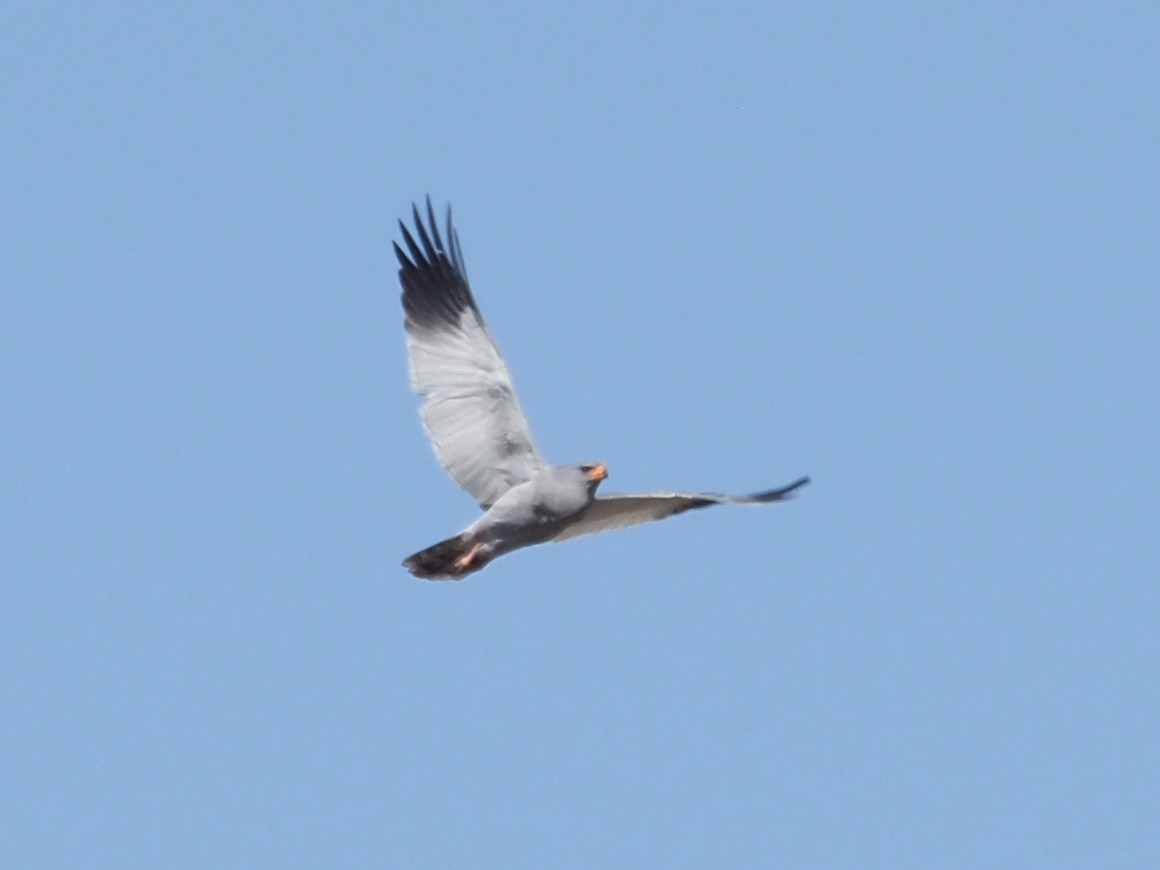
[395,199,808,579]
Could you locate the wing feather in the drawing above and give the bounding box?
[552,477,810,542]
[396,199,545,508]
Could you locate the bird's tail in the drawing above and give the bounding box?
[403,533,487,580]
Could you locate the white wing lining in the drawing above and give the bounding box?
[396,200,546,508]
[551,477,810,542]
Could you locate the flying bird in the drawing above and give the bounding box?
[395,199,808,579]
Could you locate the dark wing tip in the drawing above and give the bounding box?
[396,198,478,330]
[392,240,410,270]
[750,476,811,502]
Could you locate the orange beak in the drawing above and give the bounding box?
[587,463,608,482]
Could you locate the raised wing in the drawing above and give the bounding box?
[395,199,546,508]
[551,476,810,542]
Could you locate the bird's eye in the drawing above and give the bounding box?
[579,464,592,473]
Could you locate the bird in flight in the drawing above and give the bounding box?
[395,199,808,579]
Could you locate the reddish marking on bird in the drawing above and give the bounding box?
[453,540,483,573]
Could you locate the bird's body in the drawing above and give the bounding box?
[395,199,808,580]
[404,463,607,579]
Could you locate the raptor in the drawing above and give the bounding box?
[395,200,808,579]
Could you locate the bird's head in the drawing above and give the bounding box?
[575,461,608,490]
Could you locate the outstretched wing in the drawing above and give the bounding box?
[551,476,810,542]
[395,199,546,508]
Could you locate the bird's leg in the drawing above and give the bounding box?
[453,540,484,574]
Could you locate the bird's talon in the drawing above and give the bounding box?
[453,541,482,573]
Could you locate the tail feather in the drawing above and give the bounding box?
[403,534,479,580]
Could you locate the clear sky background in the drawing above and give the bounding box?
[3,2,1157,867]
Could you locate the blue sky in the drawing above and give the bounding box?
[3,2,1157,867]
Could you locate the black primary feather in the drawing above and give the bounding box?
[395,197,479,331]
